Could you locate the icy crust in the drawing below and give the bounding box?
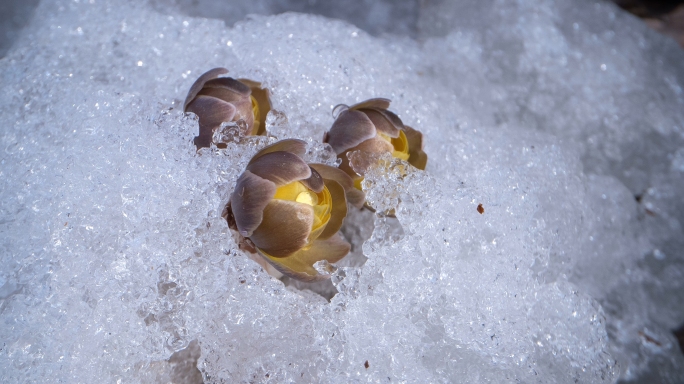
[0,0,683,382]
[359,144,618,382]
[417,1,684,381]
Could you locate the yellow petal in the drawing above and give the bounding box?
[403,125,428,170]
[308,185,332,242]
[273,180,309,201]
[379,130,410,161]
[257,233,351,282]
[250,95,261,135]
[296,190,318,205]
[317,179,347,240]
[353,176,363,191]
[239,78,271,136]
[273,180,332,246]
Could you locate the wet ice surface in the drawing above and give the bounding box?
[1,0,683,382]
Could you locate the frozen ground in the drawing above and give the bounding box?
[1,0,683,383]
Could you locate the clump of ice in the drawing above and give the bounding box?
[0,0,683,382]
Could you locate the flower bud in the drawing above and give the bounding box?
[224,139,364,282]
[184,68,271,149]
[324,98,427,190]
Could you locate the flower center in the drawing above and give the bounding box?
[273,181,332,246]
[295,190,318,205]
[379,129,410,161]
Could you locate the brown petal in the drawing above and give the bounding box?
[249,199,314,257]
[349,98,391,111]
[230,170,277,237]
[403,125,423,150]
[345,137,394,175]
[377,109,405,132]
[239,78,272,136]
[186,95,237,149]
[249,139,308,164]
[257,233,350,282]
[309,163,365,208]
[202,77,251,98]
[353,135,394,154]
[183,67,228,111]
[347,99,407,140]
[326,110,377,154]
[409,151,428,170]
[199,78,255,130]
[300,166,324,193]
[194,133,213,149]
[363,109,401,138]
[318,179,347,240]
[404,125,428,170]
[246,151,311,186]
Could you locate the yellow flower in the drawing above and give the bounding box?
[324,98,427,190]
[183,68,271,149]
[224,139,365,281]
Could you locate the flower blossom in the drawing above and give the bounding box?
[224,139,364,281]
[324,98,427,190]
[184,67,271,149]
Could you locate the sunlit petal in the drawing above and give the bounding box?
[246,151,311,187]
[183,67,228,111]
[318,179,346,239]
[257,233,350,282]
[403,125,428,170]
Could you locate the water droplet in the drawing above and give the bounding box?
[332,103,349,119]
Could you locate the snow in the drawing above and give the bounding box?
[1,0,683,382]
